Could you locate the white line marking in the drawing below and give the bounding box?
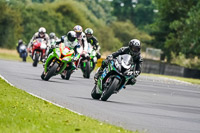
[0,74,82,115]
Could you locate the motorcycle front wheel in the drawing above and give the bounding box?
[84,61,90,79]
[33,53,39,67]
[44,62,59,81]
[100,78,119,101]
[91,85,101,100]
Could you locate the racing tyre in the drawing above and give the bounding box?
[33,53,39,67]
[44,62,59,81]
[65,70,72,80]
[41,71,45,80]
[100,78,119,101]
[91,85,101,100]
[84,62,90,79]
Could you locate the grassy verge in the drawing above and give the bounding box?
[141,73,200,85]
[0,78,135,133]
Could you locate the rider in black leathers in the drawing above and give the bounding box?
[94,39,143,85]
[85,28,101,59]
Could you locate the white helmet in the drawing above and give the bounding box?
[38,27,46,33]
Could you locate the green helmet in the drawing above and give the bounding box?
[85,28,93,35]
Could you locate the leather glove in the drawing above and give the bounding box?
[130,78,136,85]
[134,71,140,77]
[72,56,78,62]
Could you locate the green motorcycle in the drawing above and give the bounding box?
[41,43,74,81]
[91,54,135,101]
[79,44,97,79]
[89,48,97,73]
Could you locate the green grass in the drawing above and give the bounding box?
[141,73,200,85]
[0,78,135,133]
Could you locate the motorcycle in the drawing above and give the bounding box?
[31,38,47,67]
[78,43,97,79]
[78,51,91,78]
[41,43,75,81]
[88,43,98,73]
[91,54,135,101]
[19,44,28,62]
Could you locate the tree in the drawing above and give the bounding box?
[0,0,22,48]
[152,0,200,61]
[111,0,156,29]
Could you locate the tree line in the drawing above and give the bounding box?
[0,0,200,68]
[0,0,151,52]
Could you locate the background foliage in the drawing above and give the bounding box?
[0,0,200,69]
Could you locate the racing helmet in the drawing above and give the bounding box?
[67,31,76,42]
[128,39,141,56]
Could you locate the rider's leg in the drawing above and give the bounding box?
[94,59,108,80]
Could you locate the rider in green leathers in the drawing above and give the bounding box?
[60,31,81,75]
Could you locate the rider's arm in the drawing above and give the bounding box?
[45,34,50,47]
[134,55,143,77]
[83,37,89,52]
[91,36,100,51]
[112,47,129,58]
[28,33,37,49]
[74,44,81,56]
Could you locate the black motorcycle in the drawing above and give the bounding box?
[91,54,135,101]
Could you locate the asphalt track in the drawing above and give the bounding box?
[0,59,200,133]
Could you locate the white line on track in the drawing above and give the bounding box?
[0,74,83,116]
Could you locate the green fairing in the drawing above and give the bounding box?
[44,43,74,73]
[90,61,93,67]
[97,79,102,93]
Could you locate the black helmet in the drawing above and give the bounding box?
[49,32,56,39]
[85,28,93,35]
[128,39,141,56]
[67,31,76,42]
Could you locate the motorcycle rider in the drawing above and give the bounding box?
[94,39,143,85]
[16,39,24,54]
[60,31,81,77]
[73,25,88,53]
[16,39,27,58]
[62,31,81,61]
[28,27,49,53]
[85,28,101,59]
[45,32,58,58]
[49,32,58,40]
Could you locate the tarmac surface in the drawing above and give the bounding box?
[0,59,200,133]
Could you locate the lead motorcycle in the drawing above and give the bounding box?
[91,54,135,101]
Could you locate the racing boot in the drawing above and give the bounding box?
[94,67,103,82]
